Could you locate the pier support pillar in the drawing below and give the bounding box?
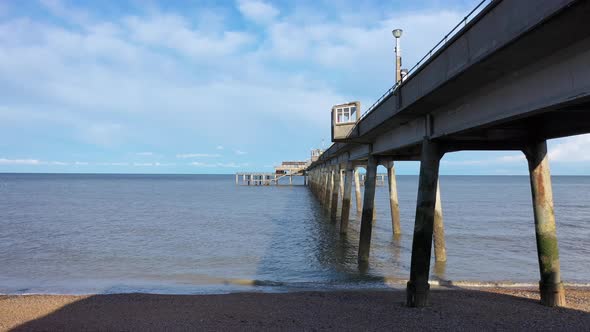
[354,167,362,213]
[524,140,566,307]
[322,168,330,206]
[433,182,446,262]
[327,168,335,211]
[385,161,401,235]
[407,138,443,307]
[340,170,345,198]
[330,166,340,221]
[358,154,378,263]
[320,169,326,202]
[340,163,354,234]
[319,169,324,202]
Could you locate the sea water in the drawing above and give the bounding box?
[0,174,588,294]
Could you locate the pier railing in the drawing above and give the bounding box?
[358,0,493,123]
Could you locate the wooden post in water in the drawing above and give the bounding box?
[407,138,443,307]
[354,167,362,213]
[433,181,446,262]
[358,154,377,263]
[385,161,401,235]
[330,165,340,222]
[524,140,566,307]
[340,163,354,234]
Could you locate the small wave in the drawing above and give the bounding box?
[2,280,590,296]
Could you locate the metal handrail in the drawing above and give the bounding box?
[358,0,493,123]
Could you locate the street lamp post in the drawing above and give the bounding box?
[392,29,403,84]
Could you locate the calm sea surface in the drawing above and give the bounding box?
[0,173,588,294]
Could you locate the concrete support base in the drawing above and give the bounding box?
[406,280,430,307]
[539,281,566,307]
[406,138,443,307]
[524,140,566,307]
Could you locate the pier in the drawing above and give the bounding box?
[238,0,590,308]
[236,170,386,187]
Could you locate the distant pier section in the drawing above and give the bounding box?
[236,149,386,186]
[236,153,318,186]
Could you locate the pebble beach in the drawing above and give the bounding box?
[1,287,589,331]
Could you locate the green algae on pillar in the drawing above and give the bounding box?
[524,140,566,307]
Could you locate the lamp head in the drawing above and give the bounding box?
[392,29,403,39]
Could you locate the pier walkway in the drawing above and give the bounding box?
[305,0,590,308]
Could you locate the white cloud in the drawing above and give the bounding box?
[262,10,462,70]
[132,162,176,166]
[124,13,253,58]
[191,161,247,168]
[39,0,90,26]
[0,1,489,170]
[190,162,214,167]
[0,158,41,165]
[79,123,124,147]
[0,158,72,166]
[549,134,590,162]
[497,155,526,163]
[96,162,129,166]
[0,158,182,167]
[0,12,347,149]
[216,145,224,150]
[234,150,247,155]
[48,161,69,165]
[442,153,526,166]
[176,153,221,158]
[216,162,240,168]
[136,152,154,156]
[237,0,279,24]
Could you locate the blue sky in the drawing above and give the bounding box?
[0,0,588,175]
